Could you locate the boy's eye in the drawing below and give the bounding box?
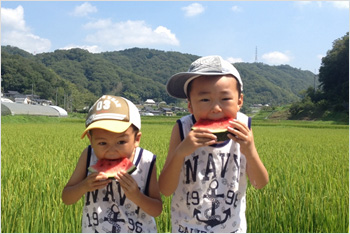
[118,141,127,145]
[98,142,107,146]
[200,98,210,102]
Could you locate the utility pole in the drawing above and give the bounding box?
[255,46,258,63]
[314,70,317,92]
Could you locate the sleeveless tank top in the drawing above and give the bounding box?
[171,112,251,233]
[82,146,158,233]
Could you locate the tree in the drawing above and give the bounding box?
[289,33,349,121]
[318,32,349,112]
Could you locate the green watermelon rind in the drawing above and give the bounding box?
[126,165,137,175]
[214,131,230,142]
[88,160,137,179]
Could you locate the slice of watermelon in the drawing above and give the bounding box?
[88,158,137,178]
[192,117,235,141]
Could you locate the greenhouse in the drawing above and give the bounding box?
[1,102,68,117]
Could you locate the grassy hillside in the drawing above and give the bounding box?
[2,46,315,109]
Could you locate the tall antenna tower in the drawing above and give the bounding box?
[255,46,258,63]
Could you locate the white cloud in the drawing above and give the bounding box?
[1,5,27,31]
[71,2,97,17]
[154,26,179,44]
[226,57,243,63]
[231,6,242,12]
[295,1,349,9]
[262,51,291,65]
[331,1,349,9]
[294,1,312,7]
[182,3,205,17]
[317,54,324,60]
[1,5,51,53]
[84,19,179,50]
[60,44,101,53]
[84,19,112,29]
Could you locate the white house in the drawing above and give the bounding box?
[15,97,31,104]
[144,99,156,105]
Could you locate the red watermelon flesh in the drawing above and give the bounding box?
[192,117,235,141]
[88,158,136,178]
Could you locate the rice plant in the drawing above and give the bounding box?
[1,117,348,232]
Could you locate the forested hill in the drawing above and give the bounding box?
[1,45,316,110]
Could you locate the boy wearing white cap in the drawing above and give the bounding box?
[159,56,268,233]
[62,95,162,233]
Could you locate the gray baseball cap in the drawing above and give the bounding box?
[166,55,243,99]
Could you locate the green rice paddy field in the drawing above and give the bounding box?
[1,115,349,233]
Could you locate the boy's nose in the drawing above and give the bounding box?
[211,102,222,113]
[109,144,119,153]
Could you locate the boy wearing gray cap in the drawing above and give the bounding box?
[159,56,268,233]
[62,95,162,233]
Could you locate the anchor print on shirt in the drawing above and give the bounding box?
[104,204,125,233]
[193,179,231,228]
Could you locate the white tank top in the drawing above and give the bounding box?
[171,113,251,233]
[82,146,158,233]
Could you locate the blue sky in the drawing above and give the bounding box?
[1,1,349,73]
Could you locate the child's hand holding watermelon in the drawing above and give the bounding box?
[178,127,218,156]
[227,119,255,155]
[82,171,111,192]
[115,170,142,202]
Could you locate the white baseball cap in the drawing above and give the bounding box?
[81,95,141,139]
[166,55,243,99]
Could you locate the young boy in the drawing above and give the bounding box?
[62,95,162,233]
[159,55,269,233]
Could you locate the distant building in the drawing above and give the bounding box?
[142,106,160,116]
[161,108,174,116]
[1,102,68,117]
[15,97,31,104]
[144,99,156,105]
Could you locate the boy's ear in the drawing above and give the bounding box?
[238,94,244,109]
[134,132,142,147]
[87,131,93,142]
[187,100,194,114]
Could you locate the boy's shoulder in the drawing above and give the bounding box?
[136,147,156,162]
[237,112,251,129]
[177,114,195,123]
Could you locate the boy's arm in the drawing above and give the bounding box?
[62,147,110,205]
[228,120,269,189]
[158,123,184,196]
[244,144,269,189]
[159,123,216,196]
[117,164,163,217]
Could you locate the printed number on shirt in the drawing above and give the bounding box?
[128,219,143,232]
[86,212,99,227]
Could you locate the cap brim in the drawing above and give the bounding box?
[81,120,132,139]
[166,72,235,99]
